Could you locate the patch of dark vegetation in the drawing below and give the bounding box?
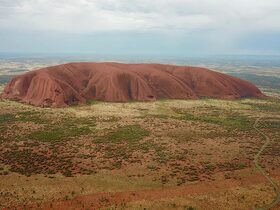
[0,113,15,123]
[0,146,99,177]
[172,108,252,130]
[243,100,280,113]
[256,117,280,129]
[1,149,74,176]
[0,111,97,142]
[86,99,100,105]
[216,162,248,171]
[94,125,149,144]
[0,111,50,125]
[27,117,94,142]
[17,111,51,124]
[28,129,67,142]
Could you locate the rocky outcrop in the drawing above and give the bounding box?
[1,62,264,107]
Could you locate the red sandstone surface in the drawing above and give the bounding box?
[1,62,264,107]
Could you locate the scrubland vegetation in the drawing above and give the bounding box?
[0,96,279,209]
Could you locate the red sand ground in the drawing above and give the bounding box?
[9,174,280,210]
[1,62,264,107]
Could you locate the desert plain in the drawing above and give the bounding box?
[0,87,280,209]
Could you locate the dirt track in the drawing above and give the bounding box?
[253,117,280,210]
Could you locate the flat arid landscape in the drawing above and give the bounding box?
[1,0,280,209]
[0,72,280,209]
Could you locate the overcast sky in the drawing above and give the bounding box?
[0,0,280,56]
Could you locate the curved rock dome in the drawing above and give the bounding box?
[1,62,264,107]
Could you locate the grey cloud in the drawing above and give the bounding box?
[0,0,279,33]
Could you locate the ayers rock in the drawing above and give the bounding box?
[1,62,264,107]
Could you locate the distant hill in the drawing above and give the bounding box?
[1,62,264,107]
